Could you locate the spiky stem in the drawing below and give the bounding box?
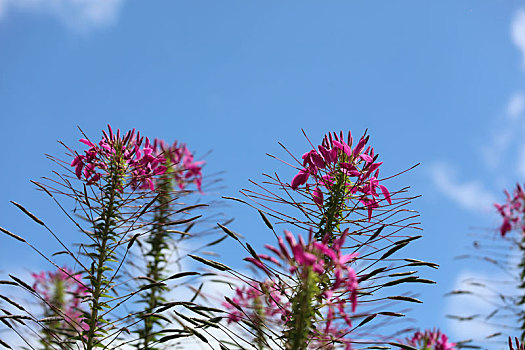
[252,296,267,350]
[85,173,120,350]
[138,176,172,349]
[286,268,319,350]
[519,235,525,341]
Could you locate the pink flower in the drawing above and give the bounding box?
[32,267,88,330]
[70,126,166,191]
[291,169,310,189]
[289,131,392,223]
[509,337,525,350]
[405,329,456,350]
[494,184,525,237]
[223,281,289,325]
[312,187,324,206]
[252,229,359,320]
[153,139,205,191]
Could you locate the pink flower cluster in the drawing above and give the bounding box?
[310,325,353,350]
[70,126,167,191]
[291,131,392,221]
[247,229,358,330]
[32,267,88,329]
[223,281,288,324]
[494,184,525,237]
[153,139,204,191]
[509,337,525,350]
[405,329,456,350]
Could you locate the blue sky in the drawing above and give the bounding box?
[1,1,525,348]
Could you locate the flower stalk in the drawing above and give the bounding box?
[85,167,122,350]
[286,266,319,350]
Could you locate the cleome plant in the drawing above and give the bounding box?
[0,126,224,349]
[1,126,510,350]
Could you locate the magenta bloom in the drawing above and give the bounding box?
[153,139,205,191]
[223,281,289,325]
[290,131,392,222]
[70,126,167,191]
[494,184,525,237]
[405,329,456,350]
[509,337,525,350]
[32,267,88,330]
[248,229,359,323]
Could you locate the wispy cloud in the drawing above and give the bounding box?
[512,9,525,70]
[482,93,525,170]
[429,162,496,212]
[445,270,501,342]
[0,0,125,31]
[507,92,525,119]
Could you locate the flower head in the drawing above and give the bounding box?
[406,329,456,350]
[32,267,88,330]
[246,229,359,328]
[494,184,525,237]
[223,281,289,325]
[290,131,392,223]
[509,337,525,350]
[70,126,167,191]
[153,139,204,191]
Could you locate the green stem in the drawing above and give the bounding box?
[86,180,118,350]
[140,178,171,349]
[316,169,347,242]
[519,235,525,341]
[253,296,266,350]
[286,268,318,350]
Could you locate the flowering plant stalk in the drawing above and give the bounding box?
[134,139,206,349]
[205,130,437,349]
[32,267,88,349]
[0,126,225,349]
[404,329,456,350]
[71,127,170,349]
[447,183,525,347]
[495,184,525,340]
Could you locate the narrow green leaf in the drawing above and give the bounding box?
[166,272,200,280]
[30,180,53,198]
[167,215,202,226]
[380,242,408,260]
[388,342,418,350]
[355,314,376,328]
[358,267,386,282]
[206,235,228,247]
[8,275,34,292]
[387,296,422,303]
[222,196,249,204]
[188,255,231,271]
[367,225,385,242]
[10,201,45,226]
[0,227,25,243]
[404,258,439,269]
[258,210,274,230]
[217,223,239,241]
[394,235,422,245]
[379,312,405,317]
[383,276,419,287]
[175,204,209,213]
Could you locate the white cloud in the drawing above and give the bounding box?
[446,270,502,342]
[507,92,525,119]
[429,162,497,212]
[512,9,525,71]
[482,93,525,170]
[0,0,125,31]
